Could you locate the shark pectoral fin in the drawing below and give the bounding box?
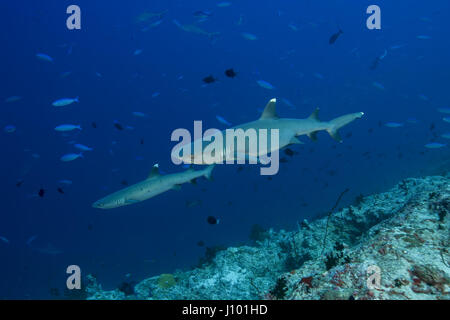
[172,184,182,191]
[307,131,318,142]
[289,136,304,145]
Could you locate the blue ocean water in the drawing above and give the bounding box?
[0,0,449,299]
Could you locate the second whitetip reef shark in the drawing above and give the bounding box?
[92,164,214,209]
[175,98,364,164]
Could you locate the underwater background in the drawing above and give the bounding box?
[0,0,449,299]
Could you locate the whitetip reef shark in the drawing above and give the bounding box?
[92,164,214,209]
[175,98,364,165]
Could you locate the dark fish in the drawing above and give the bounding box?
[91,122,97,128]
[121,180,128,186]
[370,57,381,70]
[16,180,24,187]
[113,121,124,131]
[329,29,343,44]
[87,224,93,231]
[225,68,237,78]
[280,157,288,163]
[368,128,373,134]
[197,240,205,247]
[202,75,216,84]
[284,148,294,157]
[57,187,64,194]
[38,189,45,198]
[140,139,144,145]
[430,123,435,131]
[207,216,219,225]
[237,166,244,172]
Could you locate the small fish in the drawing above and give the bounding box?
[384,122,404,128]
[216,115,232,126]
[4,125,16,133]
[207,216,220,225]
[113,121,124,131]
[443,117,450,123]
[133,49,143,56]
[26,235,38,246]
[132,111,148,118]
[203,75,217,84]
[16,179,24,187]
[372,82,385,90]
[425,142,446,149]
[281,98,295,109]
[74,144,93,152]
[225,68,237,78]
[5,96,22,103]
[329,28,343,44]
[313,73,324,80]
[437,107,450,114]
[256,80,274,90]
[197,240,205,247]
[38,189,45,198]
[241,32,258,40]
[217,2,231,7]
[416,35,431,40]
[284,148,295,157]
[91,122,97,128]
[54,124,82,132]
[418,94,429,101]
[60,153,83,162]
[288,23,299,32]
[52,97,79,107]
[0,236,9,244]
[60,71,72,78]
[441,133,450,139]
[59,180,73,185]
[193,10,212,19]
[36,53,54,62]
[152,92,160,98]
[57,187,65,194]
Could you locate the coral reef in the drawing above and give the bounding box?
[86,175,450,300]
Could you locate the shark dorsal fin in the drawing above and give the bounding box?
[148,164,160,179]
[259,98,278,120]
[308,108,320,121]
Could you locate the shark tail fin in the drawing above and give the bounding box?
[327,112,364,142]
[203,165,214,181]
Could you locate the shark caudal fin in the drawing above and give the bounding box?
[203,165,214,180]
[327,112,364,142]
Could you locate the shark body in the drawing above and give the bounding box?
[175,98,364,164]
[92,164,214,209]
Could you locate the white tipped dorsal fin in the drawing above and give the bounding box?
[259,98,278,120]
[148,164,160,179]
[308,108,320,121]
